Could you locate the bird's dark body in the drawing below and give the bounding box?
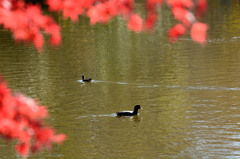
[116,105,142,117]
[116,111,137,117]
[82,75,92,82]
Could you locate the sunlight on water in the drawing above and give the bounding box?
[78,79,240,91]
[77,113,117,118]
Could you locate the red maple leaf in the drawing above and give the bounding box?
[15,142,30,156]
[167,0,194,8]
[196,0,207,17]
[145,12,157,30]
[127,14,143,32]
[191,22,207,44]
[169,24,186,42]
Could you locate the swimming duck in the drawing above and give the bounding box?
[116,105,142,117]
[82,75,92,82]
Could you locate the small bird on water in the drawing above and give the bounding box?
[116,105,143,117]
[82,75,92,82]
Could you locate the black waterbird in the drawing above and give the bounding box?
[82,75,92,82]
[116,105,142,117]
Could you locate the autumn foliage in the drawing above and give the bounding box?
[167,0,208,44]
[0,0,208,51]
[0,79,66,156]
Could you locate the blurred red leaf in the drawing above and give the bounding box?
[33,33,44,52]
[63,0,84,21]
[15,142,30,156]
[169,24,186,42]
[167,0,194,8]
[147,0,164,10]
[47,0,63,11]
[145,12,157,30]
[54,134,67,144]
[196,0,207,17]
[127,14,143,32]
[191,22,207,44]
[171,7,188,23]
[119,0,134,15]
[87,1,118,25]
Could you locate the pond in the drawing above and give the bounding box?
[1,1,240,158]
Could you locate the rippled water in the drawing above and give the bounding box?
[1,1,240,159]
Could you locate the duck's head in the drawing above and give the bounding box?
[134,105,142,111]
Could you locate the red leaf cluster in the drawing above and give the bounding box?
[0,80,66,156]
[47,0,143,32]
[46,0,208,44]
[0,0,208,51]
[196,0,207,17]
[145,0,163,30]
[127,14,143,32]
[87,1,118,25]
[0,0,61,51]
[168,24,185,42]
[191,22,207,44]
[167,0,208,44]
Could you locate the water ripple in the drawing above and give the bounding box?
[76,113,117,119]
[77,79,240,91]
